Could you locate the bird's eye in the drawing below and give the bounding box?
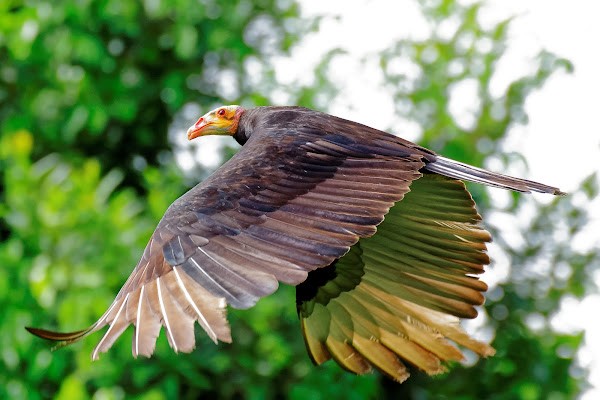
[217,109,226,116]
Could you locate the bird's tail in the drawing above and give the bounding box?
[425,156,566,195]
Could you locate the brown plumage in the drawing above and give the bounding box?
[27,106,564,381]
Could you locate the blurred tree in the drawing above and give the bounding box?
[0,0,306,189]
[2,0,598,399]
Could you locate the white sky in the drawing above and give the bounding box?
[182,0,600,396]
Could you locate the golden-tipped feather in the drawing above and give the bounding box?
[298,175,495,380]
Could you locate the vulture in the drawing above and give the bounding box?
[28,105,564,382]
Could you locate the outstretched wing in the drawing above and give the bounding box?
[28,125,427,359]
[297,174,495,382]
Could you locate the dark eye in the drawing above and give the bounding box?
[217,109,226,116]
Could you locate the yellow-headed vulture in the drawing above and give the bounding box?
[28,105,564,382]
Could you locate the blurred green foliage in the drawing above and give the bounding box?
[0,0,305,189]
[1,0,598,399]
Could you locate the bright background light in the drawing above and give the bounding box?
[291,0,600,397]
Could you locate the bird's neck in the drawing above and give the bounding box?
[233,107,254,145]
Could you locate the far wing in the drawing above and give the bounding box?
[298,174,495,381]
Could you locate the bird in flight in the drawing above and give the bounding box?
[28,105,564,382]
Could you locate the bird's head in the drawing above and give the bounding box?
[187,105,244,140]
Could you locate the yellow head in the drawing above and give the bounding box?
[187,105,244,140]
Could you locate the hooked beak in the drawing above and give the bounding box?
[187,117,210,140]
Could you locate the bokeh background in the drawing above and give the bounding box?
[1,0,599,399]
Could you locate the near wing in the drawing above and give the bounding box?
[28,127,427,359]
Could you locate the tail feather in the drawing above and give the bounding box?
[425,156,566,195]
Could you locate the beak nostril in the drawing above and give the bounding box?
[195,117,204,127]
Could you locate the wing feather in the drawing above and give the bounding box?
[298,174,495,380]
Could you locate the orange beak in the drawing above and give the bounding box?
[187,117,209,140]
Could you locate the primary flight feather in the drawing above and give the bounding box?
[28,105,564,382]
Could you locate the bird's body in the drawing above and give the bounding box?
[28,106,564,382]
